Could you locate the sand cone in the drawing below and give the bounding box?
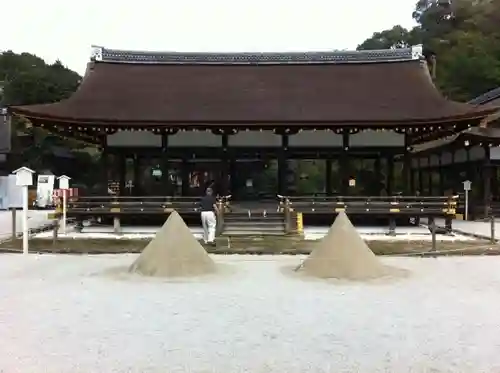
[301,211,387,280]
[129,211,216,277]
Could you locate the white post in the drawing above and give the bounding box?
[12,167,35,255]
[62,190,67,234]
[57,175,71,235]
[465,189,469,221]
[463,180,471,221]
[22,185,29,254]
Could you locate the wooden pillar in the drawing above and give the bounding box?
[325,159,333,195]
[450,149,456,193]
[181,158,189,196]
[221,134,229,196]
[340,130,349,195]
[427,155,432,195]
[133,154,140,196]
[410,168,416,195]
[465,146,471,181]
[484,144,492,217]
[418,157,423,194]
[100,136,108,194]
[118,153,126,196]
[229,159,236,195]
[375,156,382,196]
[161,133,169,195]
[492,162,498,202]
[438,154,444,195]
[278,134,289,195]
[387,154,394,195]
[403,134,411,194]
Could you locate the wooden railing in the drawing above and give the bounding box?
[65,195,232,234]
[65,194,456,219]
[61,194,458,236]
[67,196,200,214]
[456,195,500,219]
[277,195,457,217]
[276,194,457,235]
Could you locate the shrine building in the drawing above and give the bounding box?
[7,45,499,201]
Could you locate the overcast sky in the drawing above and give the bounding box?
[3,0,417,75]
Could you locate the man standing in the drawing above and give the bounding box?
[200,188,218,245]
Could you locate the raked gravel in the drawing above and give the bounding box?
[1,254,500,373]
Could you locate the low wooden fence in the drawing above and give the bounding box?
[59,194,457,235]
[63,195,231,234]
[455,196,500,220]
[278,195,457,216]
[67,196,203,214]
[277,194,457,235]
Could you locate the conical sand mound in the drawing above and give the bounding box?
[129,211,216,277]
[300,211,388,280]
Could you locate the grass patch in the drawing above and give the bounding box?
[0,236,498,256]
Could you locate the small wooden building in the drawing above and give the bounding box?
[411,86,500,216]
[7,45,498,200]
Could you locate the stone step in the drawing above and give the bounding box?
[225,211,283,215]
[224,216,284,222]
[222,230,286,236]
[224,227,285,234]
[224,221,285,227]
[221,211,294,237]
[225,212,283,217]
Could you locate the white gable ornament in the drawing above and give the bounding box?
[90,46,103,61]
[411,45,424,60]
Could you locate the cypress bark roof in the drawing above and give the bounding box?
[8,46,498,126]
[412,127,500,153]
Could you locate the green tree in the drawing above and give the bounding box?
[358,0,500,101]
[2,59,80,106]
[436,30,500,100]
[1,51,91,178]
[357,25,422,50]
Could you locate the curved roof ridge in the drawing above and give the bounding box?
[468,86,500,105]
[89,45,424,65]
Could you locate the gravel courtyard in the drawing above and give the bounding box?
[1,254,500,373]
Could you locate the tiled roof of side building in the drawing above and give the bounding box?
[468,87,500,105]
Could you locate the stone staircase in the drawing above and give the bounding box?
[222,211,287,236]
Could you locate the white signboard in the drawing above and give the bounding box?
[7,175,22,208]
[14,167,34,186]
[36,175,55,207]
[0,176,8,209]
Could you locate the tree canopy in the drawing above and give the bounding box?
[0,51,81,106]
[357,25,422,50]
[0,51,97,181]
[357,0,500,101]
